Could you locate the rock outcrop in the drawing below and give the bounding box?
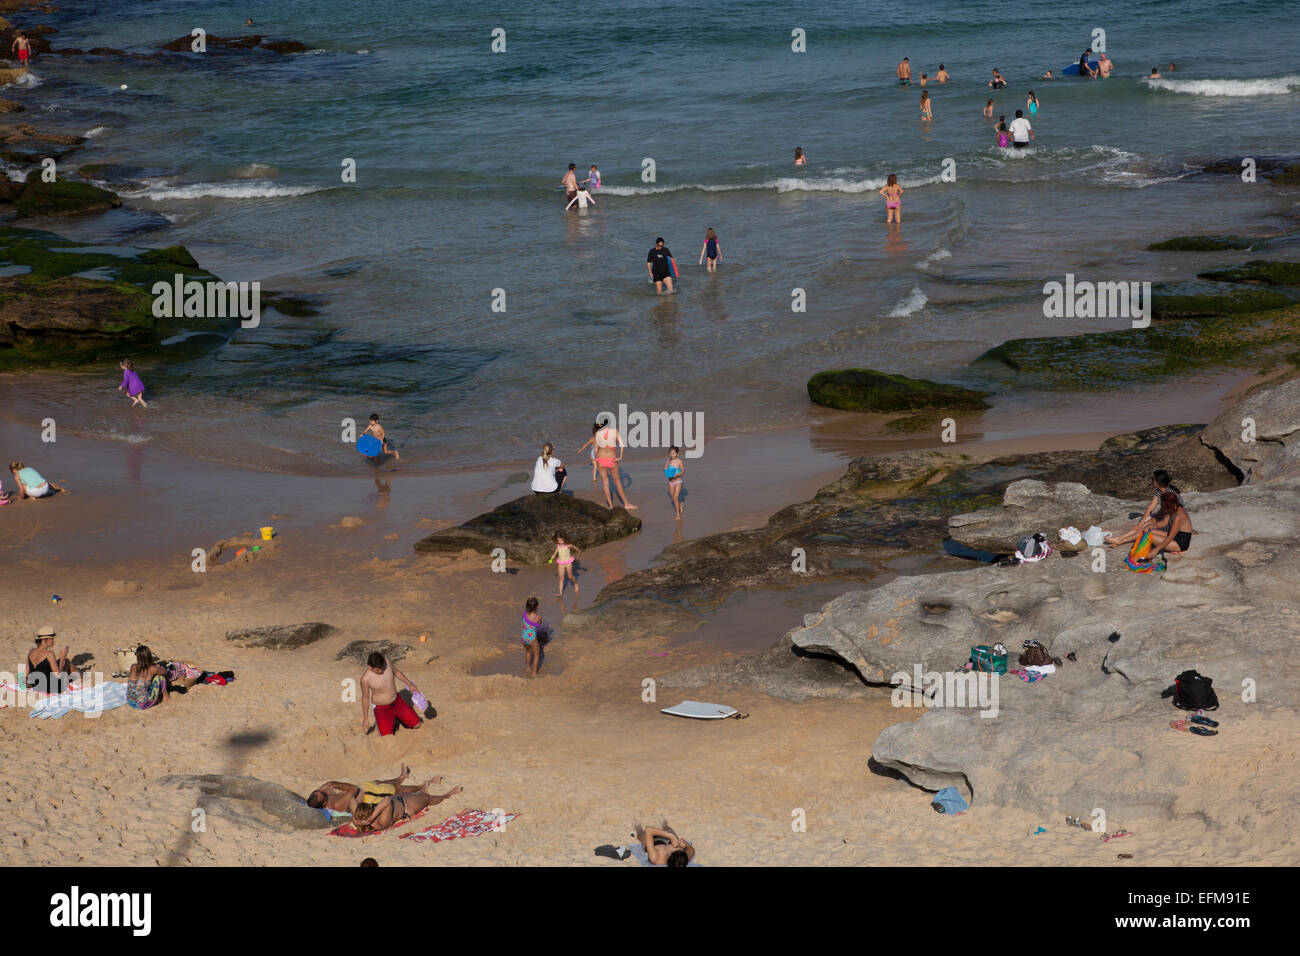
[413,493,641,565]
[226,623,336,650]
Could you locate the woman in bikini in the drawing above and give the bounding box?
[1146,491,1195,560]
[550,531,580,597]
[588,420,636,510]
[349,783,463,833]
[632,819,696,866]
[664,446,685,519]
[879,174,903,224]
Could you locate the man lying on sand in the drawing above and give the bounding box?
[306,764,439,814]
[350,782,464,833]
[633,819,695,866]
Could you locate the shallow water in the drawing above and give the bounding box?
[6,0,1300,473]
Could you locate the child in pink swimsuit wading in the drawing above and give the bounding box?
[879,174,903,224]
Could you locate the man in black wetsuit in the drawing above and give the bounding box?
[646,237,675,295]
[1079,48,1097,78]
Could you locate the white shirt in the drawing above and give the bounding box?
[531,455,562,492]
[1009,117,1033,143]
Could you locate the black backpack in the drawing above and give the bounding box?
[1173,670,1219,711]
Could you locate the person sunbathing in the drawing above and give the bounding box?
[306,764,442,814]
[1146,491,1195,560]
[1107,469,1184,547]
[633,819,696,866]
[349,782,463,833]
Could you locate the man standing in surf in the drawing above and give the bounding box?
[11,32,31,67]
[646,237,675,295]
[561,163,579,206]
[896,57,911,85]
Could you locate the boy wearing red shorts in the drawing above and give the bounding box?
[360,652,424,736]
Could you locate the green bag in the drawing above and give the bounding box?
[970,645,1007,674]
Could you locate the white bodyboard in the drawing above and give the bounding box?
[661,700,738,719]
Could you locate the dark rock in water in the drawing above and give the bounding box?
[156,775,334,830]
[807,368,989,414]
[1201,156,1300,183]
[1198,260,1300,287]
[0,226,231,370]
[0,98,23,113]
[335,640,410,665]
[13,179,120,217]
[263,292,321,316]
[1152,280,1298,318]
[226,622,336,650]
[262,39,309,54]
[1149,235,1262,251]
[413,493,641,565]
[161,33,263,52]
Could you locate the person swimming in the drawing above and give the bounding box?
[793,146,806,166]
[1027,91,1039,114]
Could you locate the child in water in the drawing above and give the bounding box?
[664,446,685,519]
[118,359,148,408]
[520,596,545,677]
[364,414,399,459]
[794,146,806,166]
[983,99,994,118]
[996,121,1011,148]
[879,174,903,224]
[549,531,580,597]
[582,164,601,190]
[1027,91,1039,115]
[920,90,932,120]
[698,228,721,272]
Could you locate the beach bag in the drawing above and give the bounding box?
[931,787,969,814]
[1173,670,1218,711]
[1082,525,1107,547]
[410,689,431,715]
[1018,640,1060,668]
[1015,533,1052,563]
[970,644,1007,674]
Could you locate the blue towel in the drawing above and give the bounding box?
[931,786,969,814]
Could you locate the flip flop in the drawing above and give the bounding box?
[1171,719,1218,737]
[1103,829,1130,843]
[1191,713,1219,728]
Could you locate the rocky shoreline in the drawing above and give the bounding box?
[657,374,1299,826]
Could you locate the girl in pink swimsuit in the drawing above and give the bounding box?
[878,174,903,224]
[550,532,581,597]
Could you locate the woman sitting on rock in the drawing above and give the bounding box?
[1145,490,1195,560]
[530,443,566,495]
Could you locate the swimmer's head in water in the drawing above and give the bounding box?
[667,849,690,867]
[525,596,539,614]
[793,147,803,159]
[307,790,327,809]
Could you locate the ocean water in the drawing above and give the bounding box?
[7,0,1300,473]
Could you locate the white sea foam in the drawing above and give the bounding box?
[103,431,152,445]
[887,285,928,317]
[5,70,41,90]
[1144,75,1300,97]
[119,179,322,201]
[601,174,944,197]
[916,248,952,270]
[83,126,109,138]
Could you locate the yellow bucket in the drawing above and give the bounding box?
[260,526,274,540]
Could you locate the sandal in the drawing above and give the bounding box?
[1171,719,1218,737]
[1191,713,1219,728]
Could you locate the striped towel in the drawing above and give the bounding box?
[400,808,518,843]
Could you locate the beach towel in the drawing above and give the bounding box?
[400,808,518,843]
[329,806,432,838]
[2,680,130,719]
[1125,530,1166,573]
